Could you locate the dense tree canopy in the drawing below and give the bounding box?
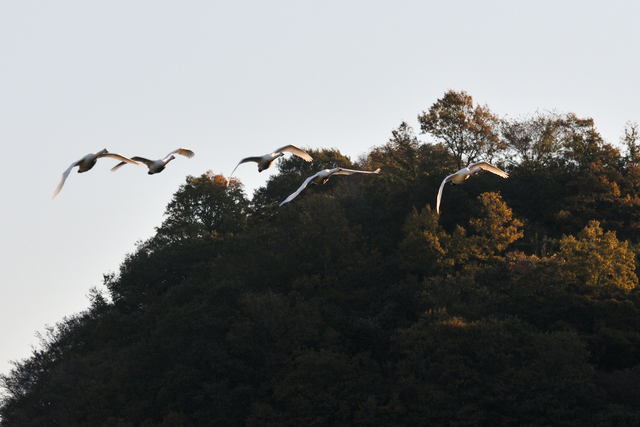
[3,91,640,426]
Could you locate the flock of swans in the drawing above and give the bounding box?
[53,146,509,212]
[52,148,195,199]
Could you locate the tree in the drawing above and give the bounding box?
[367,122,425,184]
[558,220,637,292]
[556,113,620,169]
[6,94,640,426]
[468,192,523,260]
[153,172,248,246]
[393,313,599,426]
[419,90,502,168]
[501,113,562,164]
[359,124,455,251]
[398,206,459,275]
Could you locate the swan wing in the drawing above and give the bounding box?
[332,167,381,176]
[52,161,79,199]
[98,152,140,166]
[436,174,455,214]
[110,161,128,172]
[469,162,509,178]
[230,156,262,177]
[164,148,195,161]
[111,156,152,171]
[274,145,313,162]
[279,172,320,206]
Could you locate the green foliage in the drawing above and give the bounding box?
[558,220,638,292]
[154,171,248,246]
[5,91,640,425]
[467,192,523,260]
[399,192,523,276]
[398,205,455,275]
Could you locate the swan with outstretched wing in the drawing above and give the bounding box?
[436,162,509,214]
[279,167,381,206]
[52,149,139,198]
[230,145,313,177]
[111,148,194,174]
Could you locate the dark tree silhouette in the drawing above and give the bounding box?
[3,91,640,426]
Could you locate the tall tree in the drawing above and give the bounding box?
[556,113,619,168]
[558,220,637,292]
[153,171,248,247]
[501,113,562,165]
[468,192,523,260]
[419,90,502,168]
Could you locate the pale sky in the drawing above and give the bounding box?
[1,0,638,376]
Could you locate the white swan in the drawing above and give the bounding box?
[111,148,194,174]
[279,167,381,206]
[52,149,139,198]
[436,161,509,214]
[230,145,313,176]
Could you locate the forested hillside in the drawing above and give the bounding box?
[3,91,640,426]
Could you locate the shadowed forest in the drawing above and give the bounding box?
[3,91,640,426]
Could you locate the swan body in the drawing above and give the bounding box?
[279,167,381,206]
[436,161,509,214]
[231,145,313,176]
[111,148,194,175]
[52,149,139,198]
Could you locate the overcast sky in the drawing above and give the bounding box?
[1,0,638,376]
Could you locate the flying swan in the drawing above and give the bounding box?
[279,167,381,206]
[52,149,139,198]
[436,161,508,214]
[230,145,313,176]
[111,148,195,174]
